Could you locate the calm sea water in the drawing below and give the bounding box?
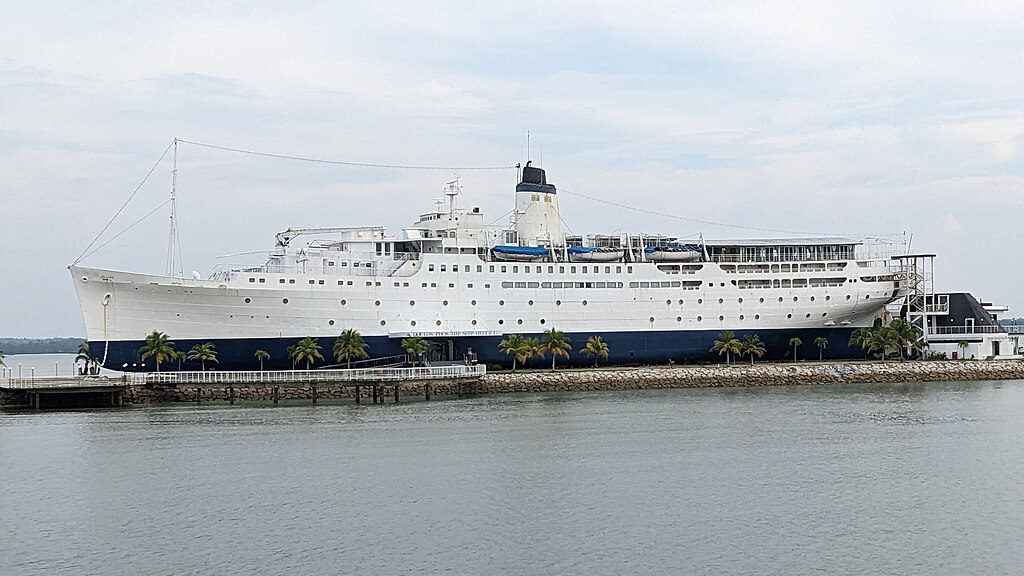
[2,380,1024,575]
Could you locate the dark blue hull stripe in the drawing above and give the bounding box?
[92,328,862,372]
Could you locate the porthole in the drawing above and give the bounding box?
[698,299,703,304]
[793,296,798,302]
[443,300,449,306]
[81,276,89,283]
[329,320,335,326]
[582,300,588,306]
[436,320,442,326]
[678,299,684,305]
[471,320,478,325]
[375,300,381,306]
[676,316,682,322]
[759,298,764,303]
[825,295,831,301]
[822,312,828,317]
[471,300,477,305]
[778,297,783,302]
[697,316,702,322]
[846,295,851,300]
[805,313,811,318]
[865,295,871,299]
[498,319,504,325]
[719,315,724,321]
[410,300,415,306]
[381,320,386,326]
[755,314,760,320]
[229,315,233,318]
[517,319,523,325]
[411,320,417,326]
[244,298,251,304]
[739,314,745,320]
[528,300,534,306]
[555,300,561,306]
[787,313,792,319]
[718,298,724,304]
[738,298,743,303]
[282,298,289,304]
[649,316,655,322]
[340,299,347,305]
[666,299,672,305]
[539,319,545,325]
[810,296,815,302]
[499,300,505,306]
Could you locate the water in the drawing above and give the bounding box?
[2,380,1024,575]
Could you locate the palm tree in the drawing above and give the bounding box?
[334,329,369,369]
[498,334,530,371]
[889,319,922,360]
[814,336,828,362]
[957,340,970,360]
[187,342,219,371]
[401,336,429,365]
[849,328,873,359]
[865,327,898,362]
[711,330,742,365]
[171,349,185,371]
[286,345,298,368]
[741,334,766,365]
[254,349,270,371]
[540,328,572,370]
[291,337,323,370]
[523,337,543,367]
[789,337,802,362]
[580,335,610,367]
[75,342,95,375]
[140,331,175,372]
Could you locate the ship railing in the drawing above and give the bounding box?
[929,325,1007,335]
[132,364,486,386]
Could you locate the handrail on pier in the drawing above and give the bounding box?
[133,364,486,386]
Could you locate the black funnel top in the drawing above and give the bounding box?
[517,161,556,194]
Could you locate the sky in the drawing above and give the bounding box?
[1,1,1022,338]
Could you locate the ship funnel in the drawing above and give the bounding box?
[514,162,563,246]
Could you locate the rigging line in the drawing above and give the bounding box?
[486,210,513,227]
[177,139,518,171]
[74,140,175,264]
[561,188,901,238]
[79,199,173,263]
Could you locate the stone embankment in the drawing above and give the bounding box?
[479,360,1024,394]
[4,361,1022,407]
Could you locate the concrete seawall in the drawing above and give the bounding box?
[4,360,1022,407]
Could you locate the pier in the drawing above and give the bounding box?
[1,377,127,409]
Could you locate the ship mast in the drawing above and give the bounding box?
[166,138,178,277]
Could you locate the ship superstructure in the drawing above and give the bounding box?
[72,163,911,371]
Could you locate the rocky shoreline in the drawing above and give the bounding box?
[3,360,1022,407]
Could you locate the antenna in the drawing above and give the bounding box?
[527,131,530,161]
[167,138,178,277]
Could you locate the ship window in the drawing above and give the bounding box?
[411,320,417,326]
[422,283,428,288]
[740,315,745,320]
[472,320,478,325]
[465,265,470,272]
[697,316,702,322]
[477,266,482,273]
[259,278,266,283]
[249,278,255,283]
[319,280,325,285]
[431,283,437,287]
[515,282,527,288]
[375,300,381,306]
[394,282,400,287]
[640,282,650,288]
[755,314,760,320]
[468,283,473,288]
[596,282,607,288]
[366,282,372,287]
[548,266,554,273]
[527,282,539,288]
[382,320,387,326]
[582,300,588,306]
[489,266,495,273]
[329,320,335,326]
[677,316,682,322]
[327,261,334,267]
[281,279,286,284]
[616,266,622,273]
[517,319,523,325]
[410,300,415,306]
[542,282,552,288]
[499,300,505,305]
[719,298,724,304]
[501,266,507,273]
[630,282,639,288]
[502,282,513,288]
[627,266,633,273]
[559,266,565,273]
[498,319,504,325]
[671,281,681,287]
[244,298,251,303]
[787,313,792,318]
[513,266,519,273]
[605,266,611,274]
[440,265,446,272]
[571,266,577,273]
[449,283,455,288]
[341,262,348,267]
[429,264,435,272]
[443,300,448,306]
[484,283,491,288]
[337,280,343,286]
[582,266,588,273]
[309,280,315,285]
[289,279,295,284]
[471,300,477,305]
[282,298,289,304]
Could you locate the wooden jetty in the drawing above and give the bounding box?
[1,377,127,409]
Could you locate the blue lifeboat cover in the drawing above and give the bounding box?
[492,245,549,256]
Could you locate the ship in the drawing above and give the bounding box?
[71,162,912,371]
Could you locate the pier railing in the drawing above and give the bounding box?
[930,325,1007,336]
[132,364,486,386]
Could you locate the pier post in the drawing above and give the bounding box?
[425,383,430,401]
[355,384,361,404]
[229,386,235,405]
[195,388,201,404]
[394,383,400,403]
[312,385,317,404]
[273,386,280,404]
[372,384,379,404]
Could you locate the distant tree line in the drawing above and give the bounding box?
[0,337,84,355]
